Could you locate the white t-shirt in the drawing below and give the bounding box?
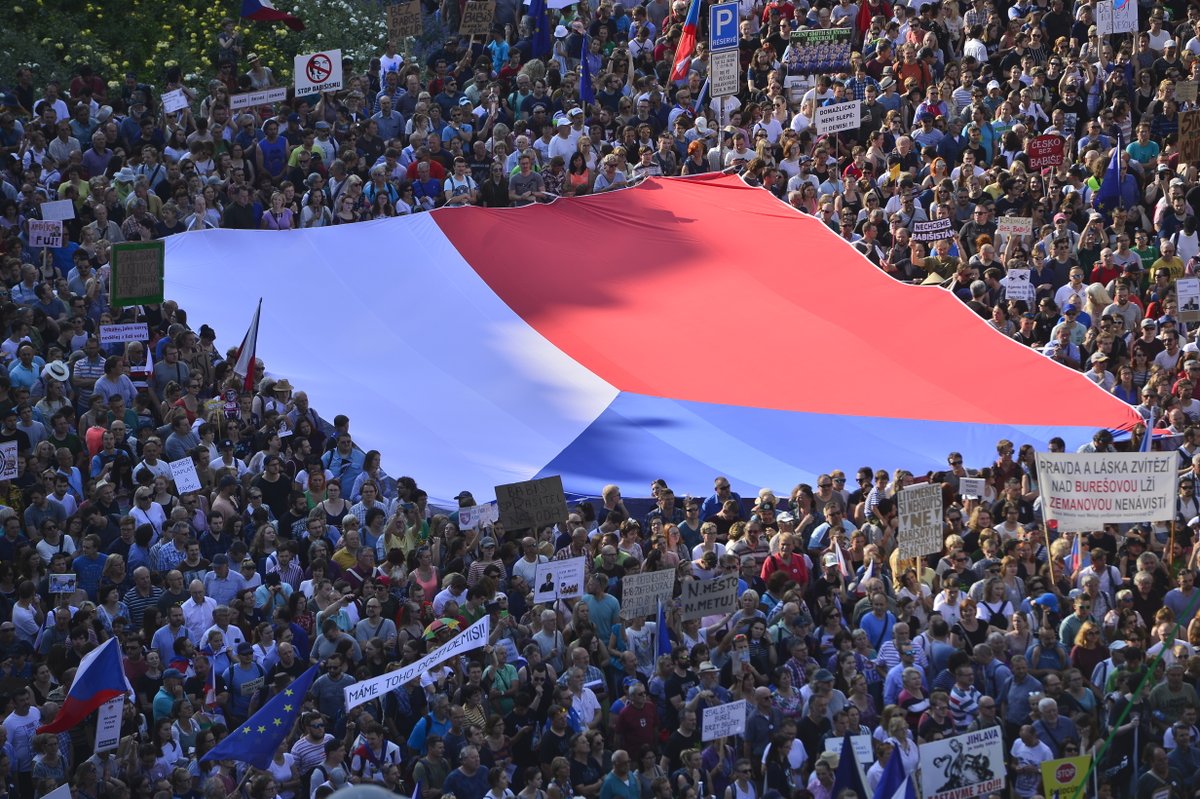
[571,686,601,726]
[1010,738,1054,798]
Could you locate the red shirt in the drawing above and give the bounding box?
[615,700,659,752]
[760,552,809,588]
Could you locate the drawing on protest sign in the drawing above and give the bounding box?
[230,86,288,111]
[28,219,63,248]
[495,474,567,531]
[0,441,17,481]
[897,482,943,559]
[1179,277,1200,322]
[621,570,677,619]
[919,728,1005,799]
[162,88,189,113]
[294,49,344,94]
[1040,755,1090,799]
[49,574,77,594]
[996,216,1033,239]
[1178,81,1199,105]
[824,735,873,789]
[533,556,586,603]
[169,458,202,494]
[958,477,986,499]
[1094,0,1136,34]
[110,240,164,307]
[682,574,738,620]
[345,616,490,710]
[39,199,75,221]
[387,1,423,38]
[815,101,861,136]
[1001,268,1034,303]
[94,698,124,754]
[1036,452,1176,532]
[701,699,746,741]
[459,502,500,530]
[911,218,953,242]
[459,1,496,35]
[1027,134,1065,170]
[99,323,149,345]
[1181,110,1200,164]
[784,29,852,74]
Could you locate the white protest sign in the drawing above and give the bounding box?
[996,216,1033,239]
[169,457,202,494]
[701,699,746,741]
[681,573,738,621]
[459,502,500,530]
[94,697,124,754]
[1036,452,1177,532]
[43,783,73,799]
[0,441,17,481]
[815,101,861,135]
[1111,0,1137,32]
[40,199,75,221]
[824,734,873,789]
[1001,268,1035,303]
[99,323,149,345]
[294,49,344,94]
[1094,0,1113,34]
[162,88,189,114]
[1178,277,1200,322]
[621,569,677,619]
[533,556,586,603]
[49,574,77,594]
[958,477,986,499]
[231,86,289,110]
[897,482,943,559]
[345,615,490,711]
[28,219,63,248]
[918,727,1006,799]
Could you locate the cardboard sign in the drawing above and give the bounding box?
[1036,452,1177,532]
[897,482,943,559]
[49,574,77,594]
[701,699,746,741]
[99,322,150,345]
[918,727,1005,799]
[230,86,288,111]
[162,88,189,114]
[94,698,124,754]
[1180,110,1200,164]
[0,441,17,480]
[1040,755,1091,799]
[170,457,202,494]
[459,502,500,530]
[996,216,1033,239]
[40,199,75,221]
[387,1,423,39]
[1178,81,1199,105]
[532,556,587,603]
[958,476,986,499]
[494,475,567,531]
[1027,134,1065,170]
[1001,267,1035,303]
[911,218,953,242]
[28,219,63,248]
[459,1,496,36]
[681,573,738,621]
[1178,277,1200,322]
[294,49,344,95]
[621,569,677,619]
[815,101,861,135]
[110,240,165,307]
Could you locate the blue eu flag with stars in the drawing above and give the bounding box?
[201,665,319,770]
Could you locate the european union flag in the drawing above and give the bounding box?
[580,35,595,105]
[529,0,552,59]
[655,599,671,659]
[1093,138,1122,218]
[201,664,319,770]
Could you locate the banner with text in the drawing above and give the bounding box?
[897,482,943,558]
[815,101,861,135]
[785,29,852,74]
[701,699,746,741]
[918,727,1005,799]
[911,218,953,242]
[1027,134,1065,170]
[621,569,677,619]
[230,86,288,110]
[99,323,149,345]
[94,698,124,754]
[824,734,873,789]
[533,556,586,603]
[681,574,738,620]
[1036,452,1176,531]
[28,220,63,248]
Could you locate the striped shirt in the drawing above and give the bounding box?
[290,733,333,774]
[123,585,165,627]
[948,684,981,731]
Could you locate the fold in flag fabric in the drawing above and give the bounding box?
[669,0,701,81]
[201,665,319,770]
[655,598,672,659]
[872,744,917,799]
[232,298,262,393]
[38,638,131,733]
[1093,137,1122,217]
[242,0,305,31]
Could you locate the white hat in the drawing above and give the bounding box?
[97,105,113,124]
[41,361,69,382]
[554,24,568,38]
[695,117,710,133]
[1165,39,1177,48]
[987,80,1001,90]
[114,167,137,183]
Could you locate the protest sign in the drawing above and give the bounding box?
[40,199,75,221]
[459,1,496,35]
[784,28,852,74]
[1040,755,1091,799]
[681,574,738,620]
[1036,452,1176,532]
[897,482,943,559]
[815,101,861,135]
[824,734,873,789]
[495,474,567,531]
[294,49,344,94]
[533,556,586,603]
[918,727,1005,799]
[1178,277,1200,322]
[621,569,677,619]
[958,477,985,499]
[162,88,189,113]
[387,1,423,38]
[169,457,202,494]
[0,441,17,481]
[28,219,63,248]
[1027,134,1065,169]
[701,699,746,741]
[49,574,77,594]
[1181,110,1200,164]
[94,698,124,754]
[1178,81,1199,104]
[1094,0,1136,34]
[459,502,500,530]
[345,616,490,710]
[230,86,288,110]
[1001,268,1034,303]
[110,240,165,307]
[911,218,953,242]
[99,323,150,345]
[996,216,1033,239]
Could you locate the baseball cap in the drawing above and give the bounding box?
[237,642,254,655]
[163,668,184,680]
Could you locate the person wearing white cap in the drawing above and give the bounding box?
[548,115,575,162]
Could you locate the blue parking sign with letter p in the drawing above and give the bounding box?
[709,2,739,51]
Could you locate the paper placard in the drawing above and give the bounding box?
[294,49,344,95]
[897,482,943,559]
[620,569,677,619]
[94,697,124,754]
[1179,277,1200,322]
[99,322,150,345]
[49,574,77,594]
[387,1,423,38]
[681,573,738,621]
[230,86,288,111]
[1180,110,1200,164]
[0,441,17,480]
[162,88,189,114]
[169,457,202,494]
[918,727,1006,799]
[784,28,853,74]
[996,216,1033,238]
[824,734,873,790]
[110,240,165,307]
[911,217,953,242]
[1036,452,1177,532]
[958,477,986,499]
[533,556,587,603]
[814,101,861,135]
[28,219,63,248]
[701,699,746,741]
[1027,134,1065,170]
[1178,81,1199,105]
[1001,268,1034,303]
[459,0,496,35]
[459,502,500,530]
[495,475,567,531]
[1040,755,1091,799]
[40,199,75,221]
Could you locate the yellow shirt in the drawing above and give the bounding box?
[1154,255,1186,280]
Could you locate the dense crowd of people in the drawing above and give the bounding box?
[4,1,1200,798]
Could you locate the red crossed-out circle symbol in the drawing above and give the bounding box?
[305,53,333,84]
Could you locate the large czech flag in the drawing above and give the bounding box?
[242,0,305,31]
[39,638,132,733]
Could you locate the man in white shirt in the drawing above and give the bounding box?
[567,667,602,729]
[1010,724,1054,798]
[512,537,547,586]
[182,579,218,645]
